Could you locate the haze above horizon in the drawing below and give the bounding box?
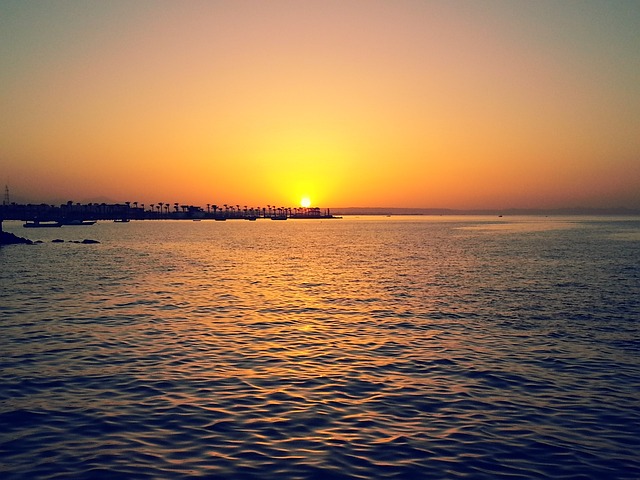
[1,1,639,210]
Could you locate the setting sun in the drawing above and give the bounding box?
[1,1,639,211]
[300,197,311,208]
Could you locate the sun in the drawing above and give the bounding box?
[300,197,311,208]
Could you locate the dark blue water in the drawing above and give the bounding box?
[1,216,639,479]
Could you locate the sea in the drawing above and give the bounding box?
[1,215,639,480]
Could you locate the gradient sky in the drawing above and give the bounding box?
[1,0,639,209]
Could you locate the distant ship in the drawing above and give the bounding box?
[23,221,61,228]
[60,220,96,226]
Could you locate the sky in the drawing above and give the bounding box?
[1,0,639,210]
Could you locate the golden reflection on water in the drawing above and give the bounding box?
[458,219,579,233]
[1,217,639,479]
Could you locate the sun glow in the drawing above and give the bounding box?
[300,197,311,208]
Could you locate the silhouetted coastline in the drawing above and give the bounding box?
[1,201,338,224]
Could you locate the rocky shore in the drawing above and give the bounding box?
[0,232,101,246]
[0,231,33,245]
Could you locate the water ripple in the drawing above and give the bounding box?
[1,217,639,479]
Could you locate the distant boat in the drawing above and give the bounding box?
[114,218,130,223]
[23,221,61,228]
[61,220,96,226]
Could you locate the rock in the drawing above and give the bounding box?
[52,239,64,243]
[0,231,33,245]
[81,239,100,244]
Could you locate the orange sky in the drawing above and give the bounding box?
[1,1,639,209]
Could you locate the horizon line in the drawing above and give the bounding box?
[3,199,640,216]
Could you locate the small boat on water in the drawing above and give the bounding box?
[61,220,96,226]
[23,221,61,228]
[114,218,130,223]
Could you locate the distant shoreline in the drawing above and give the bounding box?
[330,207,640,216]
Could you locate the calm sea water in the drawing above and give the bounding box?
[1,216,639,480]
